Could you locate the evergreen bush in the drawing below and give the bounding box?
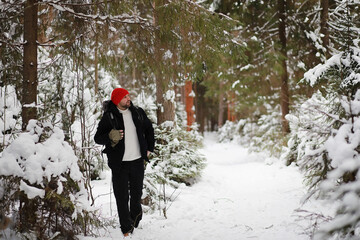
[217,104,285,157]
[0,120,104,239]
[249,105,285,157]
[284,91,336,197]
[313,48,360,240]
[143,121,206,214]
[217,120,245,143]
[285,46,360,239]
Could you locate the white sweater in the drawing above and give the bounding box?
[119,108,141,161]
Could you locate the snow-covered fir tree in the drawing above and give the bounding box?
[285,33,360,240]
[0,120,104,239]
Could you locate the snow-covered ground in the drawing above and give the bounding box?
[81,133,334,240]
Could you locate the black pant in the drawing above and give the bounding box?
[111,158,144,234]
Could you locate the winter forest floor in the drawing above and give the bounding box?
[80,133,334,240]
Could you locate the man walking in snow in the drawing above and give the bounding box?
[94,88,155,237]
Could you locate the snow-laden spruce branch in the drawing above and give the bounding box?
[178,0,238,22]
[45,0,115,7]
[303,50,350,87]
[42,0,152,27]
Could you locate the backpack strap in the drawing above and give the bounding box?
[135,106,144,123]
[132,105,144,126]
[103,100,119,129]
[107,111,119,129]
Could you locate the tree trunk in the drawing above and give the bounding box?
[195,81,206,133]
[320,0,329,58]
[155,76,175,125]
[154,0,175,125]
[22,0,38,130]
[185,80,195,131]
[94,32,99,95]
[94,0,99,94]
[218,81,225,128]
[227,91,236,122]
[278,0,290,133]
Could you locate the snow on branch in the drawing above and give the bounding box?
[43,1,151,26]
[303,46,360,87]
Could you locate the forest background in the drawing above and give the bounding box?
[1,0,360,239]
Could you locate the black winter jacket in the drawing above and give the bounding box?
[94,101,155,169]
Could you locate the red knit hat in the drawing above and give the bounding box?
[111,88,129,105]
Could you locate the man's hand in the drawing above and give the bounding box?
[109,129,124,147]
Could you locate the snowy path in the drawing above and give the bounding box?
[83,133,328,240]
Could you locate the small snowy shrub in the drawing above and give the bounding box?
[283,91,336,196]
[249,105,285,157]
[219,104,285,157]
[143,121,205,213]
[217,120,244,143]
[0,120,103,239]
[315,90,360,239]
[38,51,108,182]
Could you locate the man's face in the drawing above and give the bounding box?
[117,94,131,110]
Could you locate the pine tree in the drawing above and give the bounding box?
[313,45,360,240]
[284,0,360,238]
